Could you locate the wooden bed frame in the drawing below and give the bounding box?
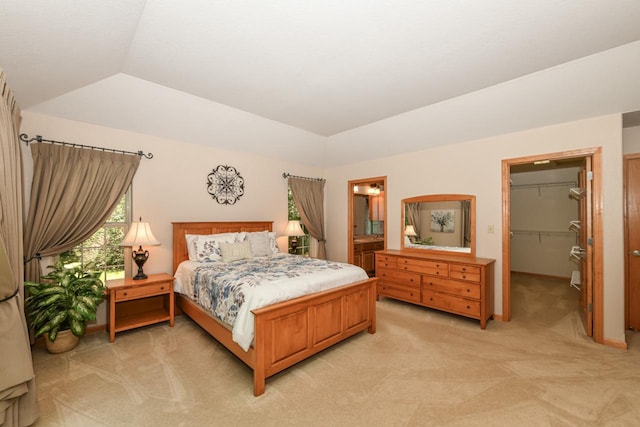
[172,221,377,396]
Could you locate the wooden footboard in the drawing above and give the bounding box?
[176,277,377,396]
[172,221,377,396]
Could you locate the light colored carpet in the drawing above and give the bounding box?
[32,274,640,426]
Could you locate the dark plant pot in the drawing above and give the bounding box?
[44,329,79,354]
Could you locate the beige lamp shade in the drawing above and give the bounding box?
[121,219,160,280]
[284,220,305,237]
[404,225,417,237]
[121,220,160,247]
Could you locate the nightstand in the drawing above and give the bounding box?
[106,273,174,342]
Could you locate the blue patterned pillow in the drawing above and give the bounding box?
[194,233,238,262]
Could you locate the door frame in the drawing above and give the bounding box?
[347,176,387,265]
[501,147,603,343]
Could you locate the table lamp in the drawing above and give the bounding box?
[121,218,160,280]
[284,220,305,254]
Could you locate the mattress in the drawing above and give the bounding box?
[174,253,368,351]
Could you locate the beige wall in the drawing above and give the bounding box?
[510,167,581,278]
[324,114,625,343]
[20,111,323,325]
[623,126,640,154]
[19,111,627,343]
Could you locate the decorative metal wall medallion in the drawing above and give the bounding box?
[206,165,245,205]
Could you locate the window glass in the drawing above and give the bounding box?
[287,187,310,256]
[73,189,131,281]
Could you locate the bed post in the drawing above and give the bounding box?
[253,313,266,396]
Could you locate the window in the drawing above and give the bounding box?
[287,187,310,256]
[73,189,131,282]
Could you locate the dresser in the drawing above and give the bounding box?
[375,249,495,329]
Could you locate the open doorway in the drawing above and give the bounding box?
[501,148,603,343]
[348,176,387,276]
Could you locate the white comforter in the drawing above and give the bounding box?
[174,254,368,351]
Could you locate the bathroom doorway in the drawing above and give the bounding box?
[348,176,387,276]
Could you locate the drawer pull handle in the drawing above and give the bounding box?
[466,289,470,292]
[429,297,433,301]
[467,305,470,309]
[462,275,466,279]
[123,292,127,296]
[160,286,164,290]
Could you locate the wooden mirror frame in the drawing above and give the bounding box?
[401,194,476,257]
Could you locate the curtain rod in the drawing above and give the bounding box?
[19,133,154,159]
[282,172,325,182]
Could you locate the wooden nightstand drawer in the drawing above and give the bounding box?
[107,273,175,342]
[115,282,171,301]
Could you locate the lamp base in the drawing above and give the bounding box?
[132,246,149,280]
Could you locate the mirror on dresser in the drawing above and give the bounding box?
[401,194,475,257]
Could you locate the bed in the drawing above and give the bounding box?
[172,221,377,396]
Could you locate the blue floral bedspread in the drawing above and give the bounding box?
[190,254,368,351]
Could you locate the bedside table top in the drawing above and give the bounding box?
[106,273,174,290]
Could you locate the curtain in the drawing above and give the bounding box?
[0,69,39,426]
[24,144,140,283]
[406,203,422,239]
[462,200,471,247]
[288,178,326,260]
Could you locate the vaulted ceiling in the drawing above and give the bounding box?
[2,1,640,166]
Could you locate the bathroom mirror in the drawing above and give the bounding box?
[401,194,475,257]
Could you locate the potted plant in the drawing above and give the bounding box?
[25,251,105,353]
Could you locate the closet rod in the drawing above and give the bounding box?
[510,181,577,190]
[511,229,576,237]
[19,133,154,159]
[282,172,325,182]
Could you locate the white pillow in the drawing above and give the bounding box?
[246,231,272,257]
[219,241,253,262]
[268,231,280,254]
[194,233,239,262]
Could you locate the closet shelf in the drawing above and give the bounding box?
[570,270,581,290]
[569,187,586,199]
[570,245,586,261]
[569,220,581,232]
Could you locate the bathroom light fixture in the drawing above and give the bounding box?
[284,220,305,254]
[367,183,381,195]
[121,217,160,280]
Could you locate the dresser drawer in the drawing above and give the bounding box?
[377,268,420,288]
[378,283,421,303]
[398,257,448,277]
[422,277,480,299]
[422,289,480,317]
[375,254,397,269]
[450,264,481,282]
[115,282,171,301]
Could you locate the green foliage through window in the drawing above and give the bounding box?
[287,187,310,256]
[74,191,130,282]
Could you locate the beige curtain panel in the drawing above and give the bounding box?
[0,69,39,426]
[24,144,140,283]
[406,203,422,239]
[288,178,327,260]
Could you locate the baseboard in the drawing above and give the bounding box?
[510,270,571,281]
[603,338,628,350]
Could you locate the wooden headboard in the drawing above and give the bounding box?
[172,221,273,274]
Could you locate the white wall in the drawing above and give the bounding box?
[324,114,625,343]
[623,126,640,154]
[20,111,323,325]
[20,111,627,343]
[510,167,581,278]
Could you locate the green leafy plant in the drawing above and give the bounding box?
[25,251,105,341]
